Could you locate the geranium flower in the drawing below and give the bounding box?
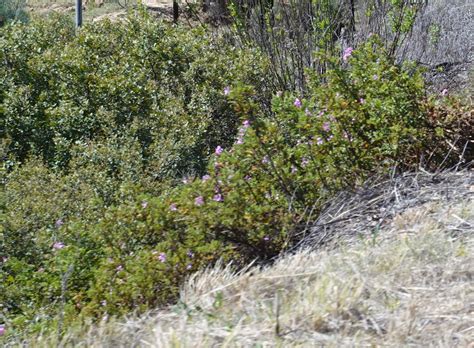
[294,98,302,108]
[215,146,224,155]
[213,193,223,202]
[343,47,353,61]
[195,196,205,206]
[53,242,65,250]
[55,219,64,228]
[158,253,166,263]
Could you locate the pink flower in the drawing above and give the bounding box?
[305,108,311,116]
[195,196,204,206]
[0,325,5,336]
[291,165,298,174]
[202,174,211,181]
[244,175,252,181]
[213,193,224,202]
[441,88,448,96]
[322,122,331,132]
[169,203,178,211]
[158,253,166,263]
[294,98,302,108]
[343,47,353,61]
[262,155,270,164]
[263,236,270,241]
[55,219,64,228]
[301,157,310,167]
[316,137,324,145]
[236,120,251,144]
[359,98,365,104]
[141,201,148,209]
[115,265,123,272]
[223,86,231,95]
[215,146,224,156]
[186,263,193,270]
[53,242,65,250]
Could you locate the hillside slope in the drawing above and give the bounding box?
[22,171,473,347]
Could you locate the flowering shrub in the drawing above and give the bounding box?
[1,12,269,333]
[73,38,468,319]
[1,25,471,339]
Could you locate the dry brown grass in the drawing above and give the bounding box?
[19,171,473,348]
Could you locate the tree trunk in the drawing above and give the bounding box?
[216,0,228,17]
[202,0,211,12]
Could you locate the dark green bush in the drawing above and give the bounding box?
[1,12,269,176]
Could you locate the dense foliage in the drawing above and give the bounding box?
[0,11,472,339]
[0,0,28,27]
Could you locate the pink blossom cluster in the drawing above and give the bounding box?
[236,120,251,145]
[343,47,353,62]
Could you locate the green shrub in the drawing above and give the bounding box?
[0,0,28,27]
[74,39,459,319]
[2,26,470,339]
[1,12,269,176]
[1,12,269,334]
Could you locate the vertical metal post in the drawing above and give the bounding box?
[173,1,179,23]
[76,0,83,28]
